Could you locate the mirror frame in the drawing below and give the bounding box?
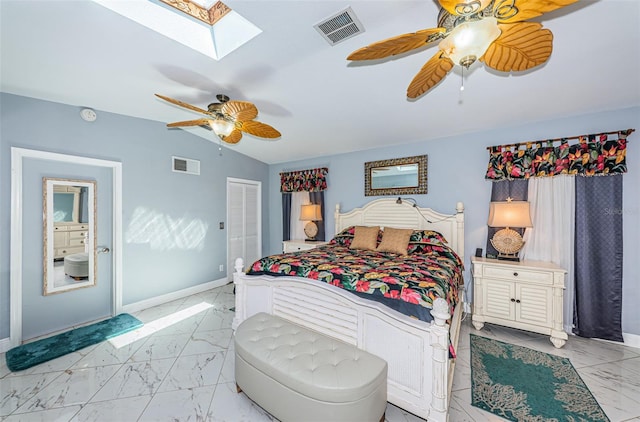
[43,177,97,295]
[364,154,428,196]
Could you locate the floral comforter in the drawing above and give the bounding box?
[247,243,464,322]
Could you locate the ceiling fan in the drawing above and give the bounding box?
[347,0,578,98]
[155,94,281,144]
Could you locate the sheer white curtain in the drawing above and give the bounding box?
[520,175,575,333]
[290,191,310,240]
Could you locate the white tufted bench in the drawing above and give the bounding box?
[234,312,388,422]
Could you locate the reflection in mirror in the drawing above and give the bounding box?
[365,155,427,196]
[43,178,97,295]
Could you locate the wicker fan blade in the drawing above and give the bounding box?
[221,129,243,144]
[347,28,446,61]
[166,118,212,128]
[495,0,579,23]
[155,94,212,116]
[221,101,259,122]
[407,52,454,98]
[480,22,553,72]
[438,0,492,16]
[238,120,281,139]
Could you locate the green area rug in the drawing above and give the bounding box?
[6,313,143,372]
[470,334,609,421]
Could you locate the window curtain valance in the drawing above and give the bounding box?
[485,129,634,181]
[280,167,328,192]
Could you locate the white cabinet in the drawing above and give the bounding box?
[53,223,89,259]
[282,239,329,253]
[471,257,567,348]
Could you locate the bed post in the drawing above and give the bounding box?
[429,298,451,422]
[455,202,465,261]
[232,258,245,331]
[334,203,341,234]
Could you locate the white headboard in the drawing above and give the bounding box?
[334,198,465,261]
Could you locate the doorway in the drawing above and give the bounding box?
[10,148,123,346]
[226,178,261,280]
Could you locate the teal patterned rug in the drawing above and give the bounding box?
[6,313,143,372]
[470,334,609,421]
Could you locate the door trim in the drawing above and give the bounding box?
[10,147,123,347]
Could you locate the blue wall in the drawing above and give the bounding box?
[2,93,638,341]
[267,106,640,336]
[0,93,270,340]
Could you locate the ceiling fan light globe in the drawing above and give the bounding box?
[210,119,234,137]
[440,17,501,68]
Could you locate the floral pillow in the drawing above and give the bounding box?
[330,226,356,247]
[407,230,448,254]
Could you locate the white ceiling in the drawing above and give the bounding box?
[2,1,639,164]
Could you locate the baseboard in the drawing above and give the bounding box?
[622,332,640,349]
[121,277,230,315]
[0,337,11,353]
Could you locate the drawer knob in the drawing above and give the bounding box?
[516,299,521,303]
[510,298,516,302]
[513,272,519,277]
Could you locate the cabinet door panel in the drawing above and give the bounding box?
[516,284,552,326]
[483,279,515,320]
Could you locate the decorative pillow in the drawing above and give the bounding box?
[376,227,413,255]
[407,230,448,254]
[349,226,380,251]
[330,226,356,247]
[409,229,447,245]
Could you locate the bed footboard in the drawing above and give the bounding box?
[233,258,454,421]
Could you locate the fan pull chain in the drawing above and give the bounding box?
[219,137,223,156]
[460,66,465,92]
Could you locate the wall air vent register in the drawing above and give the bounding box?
[172,156,200,175]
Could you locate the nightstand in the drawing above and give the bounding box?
[282,239,329,253]
[471,257,568,348]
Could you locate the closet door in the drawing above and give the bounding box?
[227,178,261,281]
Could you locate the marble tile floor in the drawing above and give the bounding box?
[1,283,639,421]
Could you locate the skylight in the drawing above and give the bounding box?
[92,0,262,60]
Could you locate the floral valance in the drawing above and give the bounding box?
[280,167,328,192]
[486,129,634,180]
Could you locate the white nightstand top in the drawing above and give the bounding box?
[471,256,566,273]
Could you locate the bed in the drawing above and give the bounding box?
[232,198,465,421]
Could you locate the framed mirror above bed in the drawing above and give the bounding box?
[364,154,427,196]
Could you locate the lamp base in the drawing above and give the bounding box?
[490,228,525,262]
[496,253,521,262]
[303,221,319,242]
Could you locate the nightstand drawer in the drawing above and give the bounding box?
[483,266,553,284]
[283,240,328,253]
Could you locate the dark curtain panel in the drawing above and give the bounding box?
[309,191,326,241]
[79,187,89,223]
[282,193,291,241]
[574,175,624,341]
[485,180,529,258]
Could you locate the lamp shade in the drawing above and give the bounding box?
[487,201,532,228]
[299,204,322,221]
[210,118,234,137]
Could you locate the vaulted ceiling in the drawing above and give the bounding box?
[2,1,639,164]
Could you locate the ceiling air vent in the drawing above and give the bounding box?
[172,156,200,175]
[314,7,365,46]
